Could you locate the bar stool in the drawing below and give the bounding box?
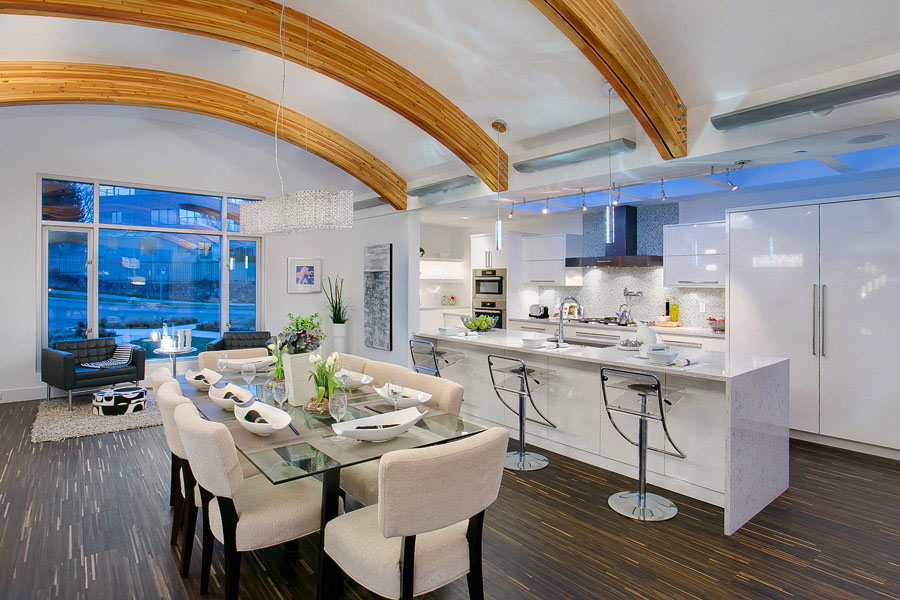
[487,354,556,471]
[409,339,463,377]
[600,367,686,521]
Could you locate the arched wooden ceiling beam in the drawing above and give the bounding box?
[0,62,407,208]
[528,0,687,160]
[0,0,508,191]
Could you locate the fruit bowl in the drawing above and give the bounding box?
[460,314,498,332]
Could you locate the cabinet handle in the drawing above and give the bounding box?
[812,284,817,356]
[520,326,546,332]
[663,339,702,348]
[677,280,718,284]
[575,331,618,339]
[821,284,826,358]
[529,279,555,283]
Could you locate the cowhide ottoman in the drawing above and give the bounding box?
[92,386,148,416]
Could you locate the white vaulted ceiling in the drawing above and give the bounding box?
[2,0,900,203]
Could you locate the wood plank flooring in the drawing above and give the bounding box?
[1,399,898,600]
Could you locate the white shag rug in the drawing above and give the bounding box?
[30,396,162,443]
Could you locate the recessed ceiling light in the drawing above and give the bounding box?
[460,215,469,220]
[848,134,885,144]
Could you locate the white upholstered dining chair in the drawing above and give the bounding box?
[340,374,465,506]
[324,427,509,600]
[173,403,322,600]
[150,366,177,391]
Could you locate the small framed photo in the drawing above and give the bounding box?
[287,257,322,293]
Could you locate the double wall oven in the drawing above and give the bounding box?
[473,269,506,328]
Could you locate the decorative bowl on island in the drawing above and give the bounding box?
[460,314,498,332]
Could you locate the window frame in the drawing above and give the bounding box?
[37,173,265,358]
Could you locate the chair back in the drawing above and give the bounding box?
[174,403,244,499]
[197,348,268,371]
[336,353,368,374]
[409,339,440,376]
[378,427,509,538]
[150,366,177,390]
[157,381,193,458]
[53,337,117,362]
[363,360,410,387]
[401,372,463,416]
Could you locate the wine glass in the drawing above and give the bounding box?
[215,352,228,374]
[241,362,256,385]
[271,380,287,410]
[389,376,403,410]
[329,389,349,440]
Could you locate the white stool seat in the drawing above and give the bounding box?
[325,505,469,600]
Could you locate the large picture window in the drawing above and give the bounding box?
[42,178,262,357]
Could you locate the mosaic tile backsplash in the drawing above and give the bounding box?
[538,267,724,327]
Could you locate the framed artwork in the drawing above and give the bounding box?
[287,257,322,293]
[363,243,392,350]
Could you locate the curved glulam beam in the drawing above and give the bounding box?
[0,62,407,208]
[528,0,687,159]
[0,0,508,191]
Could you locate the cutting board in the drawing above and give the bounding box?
[655,321,682,327]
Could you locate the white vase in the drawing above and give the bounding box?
[332,323,348,354]
[282,352,316,407]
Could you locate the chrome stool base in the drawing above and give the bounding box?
[608,491,678,521]
[504,451,549,472]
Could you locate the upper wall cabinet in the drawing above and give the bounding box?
[471,233,507,269]
[664,222,726,287]
[522,234,583,286]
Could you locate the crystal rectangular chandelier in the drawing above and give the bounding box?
[240,190,354,235]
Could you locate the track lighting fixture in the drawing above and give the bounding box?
[660,178,667,201]
[542,200,549,215]
[508,202,514,219]
[613,185,620,206]
[581,188,588,212]
[726,168,738,191]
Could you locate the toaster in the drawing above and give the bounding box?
[528,304,550,319]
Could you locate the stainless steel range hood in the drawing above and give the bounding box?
[566,205,662,268]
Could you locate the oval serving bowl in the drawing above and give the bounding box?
[185,368,223,391]
[233,400,292,436]
[207,383,254,411]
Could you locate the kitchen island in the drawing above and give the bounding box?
[415,329,789,534]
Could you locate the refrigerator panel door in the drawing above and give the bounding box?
[728,205,820,432]
[820,196,900,449]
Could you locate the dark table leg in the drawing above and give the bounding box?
[316,469,343,600]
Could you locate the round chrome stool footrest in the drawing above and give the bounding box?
[504,451,549,472]
[608,491,678,521]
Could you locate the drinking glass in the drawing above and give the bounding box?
[389,376,403,410]
[329,389,349,440]
[241,362,256,385]
[215,352,228,374]
[271,381,287,410]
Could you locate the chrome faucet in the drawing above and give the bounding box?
[557,296,582,347]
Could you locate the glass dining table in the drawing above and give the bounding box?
[178,372,486,599]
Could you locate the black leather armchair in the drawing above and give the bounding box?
[207,331,273,352]
[41,338,146,411]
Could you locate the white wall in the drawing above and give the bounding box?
[346,210,420,367]
[0,105,364,401]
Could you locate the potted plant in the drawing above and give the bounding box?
[304,351,348,414]
[279,313,326,406]
[324,276,349,353]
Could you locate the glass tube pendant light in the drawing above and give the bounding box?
[492,119,507,251]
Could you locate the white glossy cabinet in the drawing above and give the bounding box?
[819,197,900,449]
[471,233,507,269]
[664,221,726,288]
[728,205,821,433]
[522,234,583,286]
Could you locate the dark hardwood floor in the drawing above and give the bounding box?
[1,399,898,600]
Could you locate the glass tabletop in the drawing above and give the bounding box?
[181,373,487,485]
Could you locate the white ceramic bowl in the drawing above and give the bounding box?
[224,356,277,371]
[337,369,374,391]
[647,349,679,365]
[522,336,548,349]
[207,383,254,411]
[234,401,292,436]
[185,369,223,391]
[332,407,425,442]
[373,383,432,409]
[438,326,460,336]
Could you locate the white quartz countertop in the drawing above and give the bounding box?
[416,329,785,382]
[509,317,726,340]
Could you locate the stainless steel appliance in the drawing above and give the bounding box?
[473,269,506,298]
[473,299,506,329]
[528,304,550,319]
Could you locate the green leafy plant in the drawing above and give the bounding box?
[280,312,325,354]
[323,276,348,324]
[307,351,348,401]
[267,339,285,380]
